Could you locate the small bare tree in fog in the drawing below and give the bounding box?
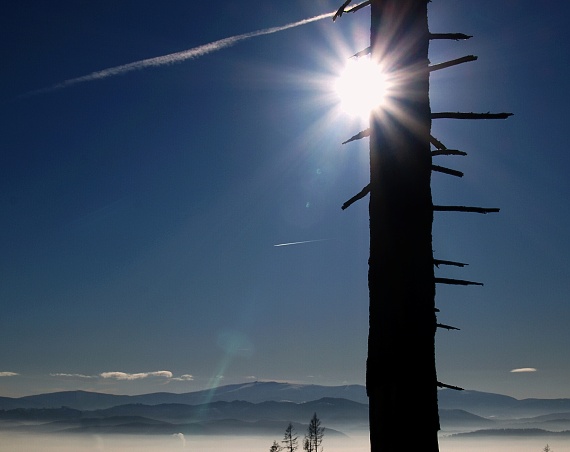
[282,422,298,452]
[303,413,324,452]
[269,439,283,452]
[544,445,552,452]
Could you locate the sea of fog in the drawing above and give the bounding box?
[0,433,367,452]
[1,433,569,452]
[439,436,570,452]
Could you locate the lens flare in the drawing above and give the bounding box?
[334,57,388,119]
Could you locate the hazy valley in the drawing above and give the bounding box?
[1,381,570,451]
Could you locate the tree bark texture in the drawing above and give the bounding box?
[367,1,440,451]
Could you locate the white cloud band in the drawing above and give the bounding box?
[100,371,173,380]
[510,367,537,373]
[0,372,19,377]
[50,373,95,379]
[172,374,194,381]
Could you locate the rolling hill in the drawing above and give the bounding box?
[2,381,570,437]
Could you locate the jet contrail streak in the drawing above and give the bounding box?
[274,239,330,247]
[23,10,336,97]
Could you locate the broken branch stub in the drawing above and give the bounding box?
[429,33,472,41]
[429,55,478,72]
[431,149,467,157]
[341,184,370,210]
[435,277,483,287]
[342,128,371,145]
[432,112,514,120]
[433,205,500,214]
[432,165,464,178]
[433,259,468,268]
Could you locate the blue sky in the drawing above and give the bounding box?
[1,0,569,399]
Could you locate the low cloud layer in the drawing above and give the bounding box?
[50,373,95,379]
[172,374,194,381]
[9,370,193,383]
[510,368,537,373]
[100,371,174,380]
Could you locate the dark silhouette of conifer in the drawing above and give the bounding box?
[303,413,324,452]
[282,422,299,452]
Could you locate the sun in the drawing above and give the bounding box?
[334,56,389,120]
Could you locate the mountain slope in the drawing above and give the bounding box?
[438,389,570,419]
[2,382,570,421]
[0,382,368,411]
[2,391,570,438]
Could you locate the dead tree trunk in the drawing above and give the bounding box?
[367,0,440,451]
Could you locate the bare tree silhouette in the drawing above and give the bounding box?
[333,1,512,451]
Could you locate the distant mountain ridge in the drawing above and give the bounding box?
[0,397,360,437]
[3,381,570,417]
[0,381,368,411]
[2,381,570,438]
[438,388,570,419]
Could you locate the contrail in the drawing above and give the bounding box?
[274,239,330,247]
[23,10,336,97]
